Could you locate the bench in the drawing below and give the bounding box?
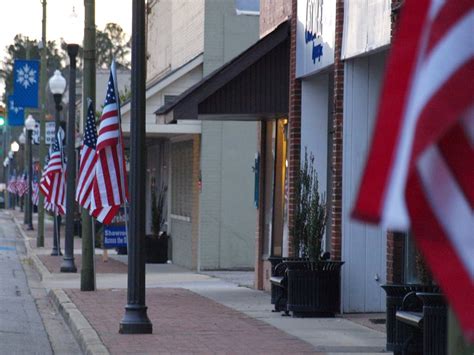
[395,292,447,355]
[395,291,424,354]
[270,261,292,314]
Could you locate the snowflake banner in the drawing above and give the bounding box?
[7,95,25,126]
[13,59,39,108]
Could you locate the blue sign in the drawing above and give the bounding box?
[103,207,128,248]
[7,95,25,126]
[13,59,40,108]
[103,226,128,248]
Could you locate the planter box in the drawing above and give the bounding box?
[286,261,344,317]
[145,234,168,263]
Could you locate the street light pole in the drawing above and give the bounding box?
[119,0,153,334]
[60,44,79,273]
[49,70,66,256]
[119,0,152,334]
[25,115,35,231]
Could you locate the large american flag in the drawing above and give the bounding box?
[90,62,128,224]
[39,149,51,197]
[7,175,17,194]
[352,0,473,340]
[76,99,98,209]
[44,128,66,215]
[16,173,28,197]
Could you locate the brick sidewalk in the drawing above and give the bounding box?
[66,288,319,354]
[39,254,127,274]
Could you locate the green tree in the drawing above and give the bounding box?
[96,23,130,69]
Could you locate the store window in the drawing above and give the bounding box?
[404,232,419,283]
[170,140,193,219]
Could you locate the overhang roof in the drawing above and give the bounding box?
[155,20,290,122]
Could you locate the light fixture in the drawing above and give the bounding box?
[49,70,67,95]
[10,141,19,153]
[19,132,26,145]
[64,6,83,46]
[25,115,36,131]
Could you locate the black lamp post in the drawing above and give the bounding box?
[60,8,81,272]
[49,70,66,256]
[25,115,36,230]
[19,132,26,218]
[10,143,19,209]
[119,0,152,334]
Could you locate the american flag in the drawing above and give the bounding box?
[76,99,98,209]
[90,61,128,224]
[32,181,39,206]
[39,149,51,198]
[16,173,28,197]
[39,155,55,213]
[45,128,66,215]
[352,0,473,340]
[7,175,17,194]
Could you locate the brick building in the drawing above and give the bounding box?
[156,0,416,315]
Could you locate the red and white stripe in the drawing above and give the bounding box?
[76,145,97,209]
[90,62,128,224]
[353,0,473,340]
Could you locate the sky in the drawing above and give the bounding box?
[0,0,132,99]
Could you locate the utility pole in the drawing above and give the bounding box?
[81,0,96,291]
[37,0,47,247]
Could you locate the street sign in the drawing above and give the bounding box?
[103,207,128,248]
[32,121,55,145]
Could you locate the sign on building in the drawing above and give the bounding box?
[341,0,391,59]
[296,0,336,78]
[103,207,128,248]
[32,121,56,145]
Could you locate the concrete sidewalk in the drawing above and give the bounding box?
[12,210,387,354]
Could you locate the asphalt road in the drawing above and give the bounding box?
[0,211,81,355]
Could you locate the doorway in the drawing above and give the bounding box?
[263,118,289,258]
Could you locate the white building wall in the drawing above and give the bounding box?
[147,0,205,83]
[121,66,203,132]
[198,0,259,270]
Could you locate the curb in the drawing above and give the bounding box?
[11,213,51,281]
[49,289,110,355]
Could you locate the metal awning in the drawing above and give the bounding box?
[155,21,290,123]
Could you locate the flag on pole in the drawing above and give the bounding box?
[16,173,28,197]
[45,128,67,215]
[352,0,474,340]
[13,59,40,108]
[76,99,98,209]
[7,175,17,194]
[90,62,128,224]
[7,95,25,126]
[32,181,39,206]
[39,155,51,198]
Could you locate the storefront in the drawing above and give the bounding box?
[156,21,290,289]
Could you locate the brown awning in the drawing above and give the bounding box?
[155,21,290,122]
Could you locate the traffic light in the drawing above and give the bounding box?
[0,105,5,127]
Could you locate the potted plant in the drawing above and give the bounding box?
[286,149,344,317]
[145,184,169,263]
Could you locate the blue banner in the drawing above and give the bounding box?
[7,95,25,126]
[103,207,128,248]
[13,59,39,108]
